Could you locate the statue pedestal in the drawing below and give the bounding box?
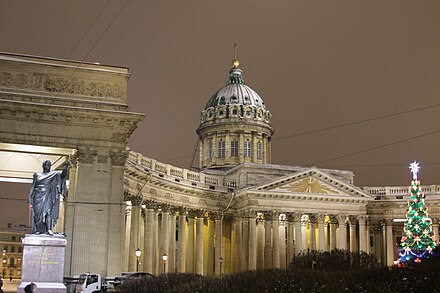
[18,234,67,293]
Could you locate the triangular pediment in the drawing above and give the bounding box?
[254,167,373,199]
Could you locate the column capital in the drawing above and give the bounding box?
[308,214,318,223]
[142,199,158,210]
[348,216,357,225]
[110,149,129,166]
[328,215,338,224]
[316,213,326,222]
[187,209,205,219]
[338,214,347,224]
[263,211,275,221]
[384,218,393,225]
[242,210,257,220]
[287,212,302,222]
[358,215,367,224]
[209,211,223,221]
[75,146,98,164]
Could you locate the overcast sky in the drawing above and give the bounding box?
[1,0,440,190]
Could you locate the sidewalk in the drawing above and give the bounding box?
[2,279,19,293]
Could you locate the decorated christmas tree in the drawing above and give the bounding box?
[399,161,436,263]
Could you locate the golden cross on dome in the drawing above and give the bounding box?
[232,42,240,68]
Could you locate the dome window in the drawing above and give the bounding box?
[219,97,225,105]
[231,140,239,157]
[219,110,224,116]
[232,109,238,115]
[218,140,225,158]
[231,96,238,103]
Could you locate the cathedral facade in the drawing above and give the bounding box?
[0,53,439,277]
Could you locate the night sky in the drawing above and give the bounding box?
[1,0,440,191]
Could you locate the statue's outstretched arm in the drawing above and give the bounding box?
[61,160,71,178]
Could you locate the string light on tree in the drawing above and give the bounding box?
[399,161,436,264]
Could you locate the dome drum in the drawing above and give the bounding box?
[197,61,274,170]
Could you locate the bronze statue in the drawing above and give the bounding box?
[28,160,70,235]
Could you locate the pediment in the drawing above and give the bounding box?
[254,167,373,199]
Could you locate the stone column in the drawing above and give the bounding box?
[309,215,317,251]
[358,216,367,252]
[186,212,195,273]
[214,214,223,275]
[349,217,357,252]
[252,131,258,162]
[317,214,325,251]
[293,213,302,255]
[144,205,155,274]
[225,132,231,159]
[329,216,337,251]
[207,216,215,275]
[195,210,204,275]
[129,196,142,272]
[248,211,257,270]
[160,209,170,274]
[279,220,287,268]
[122,204,132,272]
[168,210,177,273]
[178,210,187,273]
[286,213,295,263]
[263,212,272,268]
[385,218,394,266]
[432,218,439,246]
[272,213,280,268]
[234,215,243,272]
[257,215,265,269]
[366,221,371,254]
[337,215,347,250]
[301,217,308,250]
[242,215,249,271]
[239,131,244,163]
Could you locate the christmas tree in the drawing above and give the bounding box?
[399,161,436,263]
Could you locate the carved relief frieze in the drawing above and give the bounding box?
[0,71,124,100]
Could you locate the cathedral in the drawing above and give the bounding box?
[0,52,439,277]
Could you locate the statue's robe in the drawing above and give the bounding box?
[28,170,67,234]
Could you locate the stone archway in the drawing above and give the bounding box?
[0,53,144,276]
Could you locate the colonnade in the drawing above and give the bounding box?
[122,196,384,275]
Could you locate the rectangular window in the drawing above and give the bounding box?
[3,246,7,252]
[10,246,15,253]
[231,140,239,157]
[244,141,252,157]
[218,140,225,158]
[208,141,213,160]
[257,141,262,160]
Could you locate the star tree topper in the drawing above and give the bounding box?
[409,161,420,180]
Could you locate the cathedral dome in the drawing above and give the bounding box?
[196,57,274,170]
[204,67,267,110]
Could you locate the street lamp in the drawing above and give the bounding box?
[2,258,6,278]
[219,257,223,276]
[162,253,168,274]
[135,248,142,272]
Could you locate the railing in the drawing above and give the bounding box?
[129,150,440,195]
[127,150,238,190]
[364,185,440,199]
